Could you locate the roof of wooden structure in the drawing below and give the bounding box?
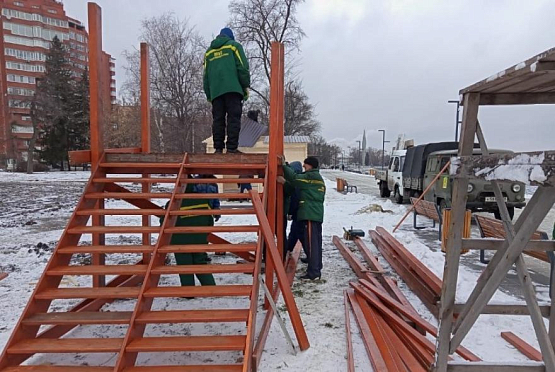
[459,46,555,105]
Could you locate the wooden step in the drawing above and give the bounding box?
[58,245,154,254]
[22,311,132,325]
[184,163,265,170]
[47,265,148,276]
[165,226,259,234]
[68,226,160,234]
[100,162,181,169]
[86,192,172,199]
[181,178,264,184]
[174,193,254,200]
[7,338,123,354]
[158,243,256,254]
[135,309,249,324]
[3,366,114,372]
[36,287,141,300]
[144,285,252,298]
[170,209,255,216]
[76,209,164,216]
[125,366,242,372]
[151,263,255,275]
[93,177,177,184]
[126,335,246,352]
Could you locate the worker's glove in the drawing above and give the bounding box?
[214,215,221,222]
[277,176,286,184]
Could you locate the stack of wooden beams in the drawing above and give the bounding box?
[333,234,480,370]
[369,226,442,318]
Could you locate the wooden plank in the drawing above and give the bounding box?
[143,285,252,298]
[181,178,264,184]
[126,336,246,352]
[0,273,8,281]
[135,309,249,324]
[93,178,177,184]
[158,244,256,254]
[105,153,184,164]
[22,311,132,326]
[76,209,163,216]
[150,263,255,275]
[88,2,103,169]
[345,289,388,371]
[170,209,256,216]
[7,338,123,354]
[86,192,172,199]
[68,150,91,165]
[58,245,153,254]
[187,153,268,164]
[165,226,259,234]
[332,236,368,278]
[100,162,181,169]
[453,303,551,317]
[140,42,150,154]
[343,291,355,372]
[68,226,160,234]
[126,366,243,372]
[479,93,555,105]
[461,239,554,252]
[3,367,113,372]
[35,287,141,300]
[47,265,148,276]
[174,193,254,199]
[501,332,542,361]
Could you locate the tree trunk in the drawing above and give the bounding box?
[26,116,40,174]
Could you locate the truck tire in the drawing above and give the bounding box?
[380,182,390,198]
[494,207,515,221]
[438,199,448,215]
[394,187,403,204]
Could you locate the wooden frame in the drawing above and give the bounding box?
[434,47,555,371]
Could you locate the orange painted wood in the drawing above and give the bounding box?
[0,273,7,281]
[391,321,435,368]
[101,162,181,169]
[103,183,164,212]
[7,339,123,354]
[77,209,163,216]
[143,285,252,298]
[47,265,148,276]
[86,192,172,199]
[174,193,254,199]
[140,42,150,154]
[68,150,91,165]
[170,209,256,216]
[333,235,368,278]
[151,264,255,275]
[59,245,153,254]
[105,148,142,154]
[343,291,355,372]
[158,243,256,254]
[501,331,542,361]
[93,178,177,184]
[251,191,310,351]
[165,226,259,234]
[135,309,249,324]
[181,178,264,184]
[88,2,103,169]
[35,287,141,300]
[22,311,132,326]
[183,163,265,170]
[126,336,246,352]
[3,367,113,372]
[125,366,242,372]
[69,226,160,234]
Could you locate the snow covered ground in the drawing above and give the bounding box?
[0,170,550,369]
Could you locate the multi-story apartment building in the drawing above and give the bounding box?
[0,0,116,169]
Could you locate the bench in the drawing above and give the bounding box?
[336,178,357,193]
[410,197,442,240]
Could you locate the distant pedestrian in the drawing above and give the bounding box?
[283,156,326,280]
[203,27,250,154]
[341,164,345,172]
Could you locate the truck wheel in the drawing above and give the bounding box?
[439,199,447,214]
[495,207,515,220]
[395,187,404,204]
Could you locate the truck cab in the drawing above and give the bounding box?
[376,149,407,203]
[424,149,526,219]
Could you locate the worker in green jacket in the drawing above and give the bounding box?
[203,27,250,154]
[283,156,326,280]
[161,183,218,287]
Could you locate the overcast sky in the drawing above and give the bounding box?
[64,0,555,152]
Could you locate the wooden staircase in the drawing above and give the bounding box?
[0,153,276,371]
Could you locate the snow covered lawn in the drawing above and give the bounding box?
[0,170,549,369]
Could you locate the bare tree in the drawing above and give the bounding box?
[122,13,208,153]
[229,0,306,105]
[284,80,320,136]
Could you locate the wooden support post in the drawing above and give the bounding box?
[140,42,151,263]
[435,92,480,372]
[88,3,105,288]
[266,42,285,306]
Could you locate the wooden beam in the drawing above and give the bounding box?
[88,2,104,170]
[0,273,7,281]
[343,290,355,372]
[501,332,542,361]
[461,239,555,252]
[448,362,545,371]
[479,93,555,105]
[453,303,551,317]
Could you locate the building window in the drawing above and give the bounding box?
[22,116,32,121]
[5,48,47,61]
[47,9,57,14]
[9,99,32,109]
[6,61,45,73]
[1,9,68,28]
[14,1,24,6]
[7,74,36,84]
[8,87,35,96]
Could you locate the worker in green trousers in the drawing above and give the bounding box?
[162,180,220,286]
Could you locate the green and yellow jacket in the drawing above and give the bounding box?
[283,165,326,223]
[203,35,250,102]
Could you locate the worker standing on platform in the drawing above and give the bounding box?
[203,27,250,154]
[283,157,326,280]
[161,179,220,287]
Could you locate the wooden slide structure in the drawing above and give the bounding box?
[0,3,307,371]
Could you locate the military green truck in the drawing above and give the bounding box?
[402,142,526,219]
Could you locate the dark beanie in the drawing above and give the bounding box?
[304,156,319,169]
[219,27,235,40]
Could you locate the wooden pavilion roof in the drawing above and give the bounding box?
[459,47,555,105]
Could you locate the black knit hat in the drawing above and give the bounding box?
[303,156,319,169]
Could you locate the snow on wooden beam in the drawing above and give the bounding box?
[451,151,555,186]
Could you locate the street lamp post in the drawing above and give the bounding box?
[448,100,462,142]
[378,129,387,170]
[356,140,361,170]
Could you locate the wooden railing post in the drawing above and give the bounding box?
[140,42,151,262]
